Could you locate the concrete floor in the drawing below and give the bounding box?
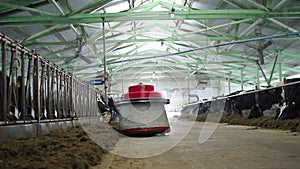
[93,119,300,169]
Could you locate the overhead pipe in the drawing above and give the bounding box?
[100,32,300,66]
[222,18,264,52]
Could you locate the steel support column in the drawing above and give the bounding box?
[102,17,108,102]
[278,50,283,81]
[228,72,231,93]
[217,79,221,95]
[241,68,244,90]
[256,60,269,86]
[268,52,279,85]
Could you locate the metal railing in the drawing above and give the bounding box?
[0,33,100,125]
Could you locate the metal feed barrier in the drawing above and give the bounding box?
[0,33,100,142]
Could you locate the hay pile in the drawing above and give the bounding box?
[0,123,118,169]
[180,114,300,132]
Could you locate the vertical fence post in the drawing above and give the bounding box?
[82,83,85,118]
[40,61,46,119]
[26,54,33,119]
[0,35,100,124]
[1,38,7,121]
[87,83,90,118]
[79,81,82,118]
[20,48,26,120]
[73,78,77,118]
[63,73,67,118]
[65,74,69,117]
[78,81,81,118]
[7,44,17,119]
[83,83,86,118]
[57,69,61,118]
[69,75,74,117]
[46,61,52,119]
[33,54,40,121]
[58,71,64,118]
[77,80,80,118]
[78,82,82,117]
[51,66,57,118]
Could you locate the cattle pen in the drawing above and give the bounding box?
[181,80,300,120]
[1,1,300,169]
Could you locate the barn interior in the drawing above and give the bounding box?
[0,0,300,169]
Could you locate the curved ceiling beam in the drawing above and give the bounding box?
[0,1,56,16]
[1,10,300,26]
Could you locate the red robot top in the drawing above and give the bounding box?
[123,83,163,99]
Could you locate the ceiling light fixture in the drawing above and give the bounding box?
[170,7,175,18]
[170,3,175,18]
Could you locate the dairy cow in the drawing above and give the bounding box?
[225,87,283,118]
[278,78,300,119]
[180,79,299,120]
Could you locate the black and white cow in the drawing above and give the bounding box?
[225,87,283,118]
[180,79,299,120]
[277,78,300,119]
